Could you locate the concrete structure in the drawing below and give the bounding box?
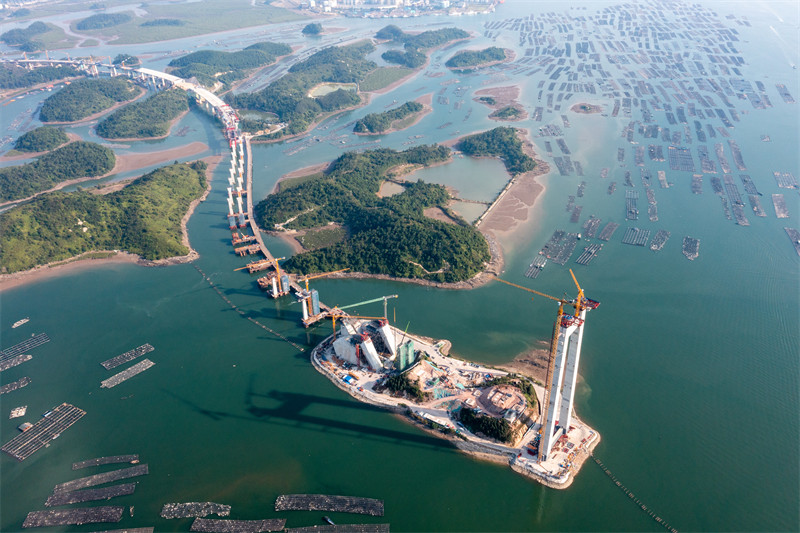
[539,309,588,462]
[377,320,396,358]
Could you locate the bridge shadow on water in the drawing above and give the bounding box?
[161,379,457,454]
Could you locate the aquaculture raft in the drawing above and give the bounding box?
[275,494,384,516]
[190,518,286,532]
[1,403,85,461]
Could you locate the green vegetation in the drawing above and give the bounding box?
[0,20,68,51]
[458,408,512,442]
[75,12,132,30]
[231,41,375,137]
[386,372,426,402]
[96,88,188,139]
[445,46,506,69]
[297,226,347,250]
[0,21,48,46]
[0,141,115,202]
[257,145,491,283]
[491,106,523,120]
[377,25,469,68]
[69,0,302,45]
[11,8,31,17]
[376,25,469,49]
[39,77,139,122]
[359,66,414,92]
[14,126,69,153]
[456,127,535,176]
[0,64,82,90]
[112,53,140,67]
[141,18,184,27]
[353,101,423,134]
[380,49,427,69]
[302,23,322,35]
[168,41,290,87]
[0,161,208,273]
[478,96,496,105]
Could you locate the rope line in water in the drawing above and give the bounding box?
[590,451,678,532]
[194,265,306,353]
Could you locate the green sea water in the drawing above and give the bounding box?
[1,1,798,531]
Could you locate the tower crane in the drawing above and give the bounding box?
[295,269,349,325]
[297,268,349,292]
[494,270,598,463]
[328,294,398,333]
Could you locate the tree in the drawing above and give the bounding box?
[302,23,322,35]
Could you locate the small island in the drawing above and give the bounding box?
[474,86,528,122]
[353,100,427,135]
[570,102,603,114]
[39,77,141,123]
[445,46,510,71]
[0,161,209,274]
[96,88,188,140]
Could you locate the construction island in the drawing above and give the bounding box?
[309,272,601,489]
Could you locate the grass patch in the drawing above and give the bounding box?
[80,39,99,48]
[69,0,303,45]
[296,226,346,250]
[359,67,414,92]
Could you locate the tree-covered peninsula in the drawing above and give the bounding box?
[0,161,208,273]
[96,88,188,139]
[456,127,536,176]
[13,126,69,153]
[39,77,140,122]
[353,101,423,134]
[445,46,506,69]
[167,41,291,88]
[0,64,81,90]
[256,145,491,282]
[0,141,115,202]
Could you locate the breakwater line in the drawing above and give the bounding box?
[590,452,678,532]
[194,265,305,353]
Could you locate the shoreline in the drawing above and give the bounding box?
[0,154,222,292]
[265,128,549,291]
[309,330,599,489]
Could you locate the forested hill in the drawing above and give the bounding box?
[256,145,491,283]
[167,41,291,88]
[229,41,373,138]
[0,161,208,274]
[376,25,469,68]
[456,127,536,176]
[0,141,115,202]
[39,77,140,123]
[445,47,506,69]
[353,101,423,134]
[96,88,188,139]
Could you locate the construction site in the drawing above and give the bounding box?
[306,270,601,488]
[216,94,599,488]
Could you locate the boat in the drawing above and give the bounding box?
[12,318,29,328]
[9,406,27,419]
[323,516,335,525]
